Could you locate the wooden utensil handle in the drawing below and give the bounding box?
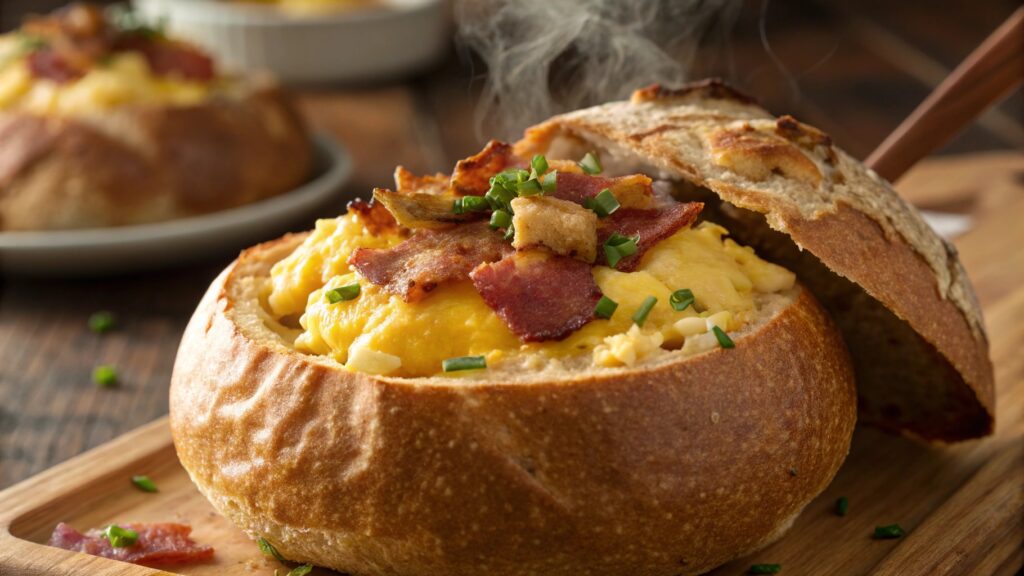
[866,7,1024,182]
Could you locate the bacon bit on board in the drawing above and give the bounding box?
[471,252,603,342]
[48,522,214,565]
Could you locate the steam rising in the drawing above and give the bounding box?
[455,0,741,139]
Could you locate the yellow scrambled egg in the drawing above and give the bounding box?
[0,41,211,115]
[269,213,795,378]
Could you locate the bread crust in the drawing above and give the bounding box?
[0,79,311,231]
[170,234,857,576]
[515,80,993,441]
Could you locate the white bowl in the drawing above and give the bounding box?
[133,0,449,84]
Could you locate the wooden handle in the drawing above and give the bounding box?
[866,7,1024,182]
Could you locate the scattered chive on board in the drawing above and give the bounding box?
[258,537,286,562]
[442,355,487,372]
[749,564,782,574]
[102,525,138,548]
[632,296,657,327]
[873,524,905,539]
[88,311,116,334]
[712,326,735,349]
[326,283,360,303]
[286,565,313,576]
[669,289,695,311]
[131,475,158,493]
[92,365,118,387]
[836,496,849,517]
[594,296,618,319]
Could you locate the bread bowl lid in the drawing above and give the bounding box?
[515,79,994,442]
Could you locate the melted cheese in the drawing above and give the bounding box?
[272,218,796,377]
[0,49,212,115]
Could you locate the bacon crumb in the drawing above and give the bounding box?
[48,522,214,565]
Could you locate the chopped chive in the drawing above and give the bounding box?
[485,183,516,210]
[517,178,543,196]
[326,283,360,303]
[749,564,781,574]
[669,289,695,311]
[530,154,549,178]
[93,365,118,387]
[603,232,639,269]
[588,189,620,218]
[442,355,487,372]
[503,224,515,241]
[594,296,618,319]
[540,170,558,193]
[131,475,158,493]
[712,326,735,349]
[461,195,489,212]
[102,525,138,548]
[873,524,904,539]
[287,566,313,576]
[836,496,849,517]
[452,197,464,214]
[632,296,657,327]
[88,311,116,334]
[490,210,512,230]
[258,537,286,562]
[579,151,603,175]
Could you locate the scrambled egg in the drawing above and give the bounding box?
[0,46,211,115]
[271,216,796,378]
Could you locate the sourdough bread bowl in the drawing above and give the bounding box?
[0,3,312,231]
[170,80,991,574]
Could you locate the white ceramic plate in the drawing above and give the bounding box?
[0,133,352,277]
[134,0,449,84]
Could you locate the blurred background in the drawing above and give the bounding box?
[0,0,1020,488]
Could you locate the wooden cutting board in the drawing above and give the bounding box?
[1,153,1021,576]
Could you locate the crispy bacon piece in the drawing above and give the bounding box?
[347,197,400,236]
[597,202,704,271]
[350,222,512,302]
[26,50,84,83]
[552,172,654,209]
[395,166,449,195]
[450,140,521,196]
[471,252,602,342]
[48,522,213,566]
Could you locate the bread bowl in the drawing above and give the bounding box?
[170,80,993,574]
[0,3,312,231]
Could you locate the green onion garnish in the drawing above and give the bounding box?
[517,178,542,196]
[632,296,657,327]
[669,289,695,311]
[749,564,781,574]
[442,356,487,372]
[326,283,360,303]
[485,184,516,211]
[836,496,849,517]
[452,197,464,214]
[712,326,735,349]
[258,537,286,562]
[287,566,313,576]
[540,170,558,193]
[88,311,116,334]
[490,210,512,230]
[594,296,618,319]
[461,195,489,212]
[579,151,603,175]
[93,365,118,387]
[873,524,904,539]
[102,525,138,548]
[530,154,548,178]
[131,475,158,493]
[503,224,516,241]
[588,189,620,218]
[603,233,639,269]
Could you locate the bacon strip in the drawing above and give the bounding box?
[597,202,704,271]
[350,222,512,302]
[450,140,521,196]
[552,172,654,209]
[471,252,602,342]
[347,197,400,236]
[48,522,213,566]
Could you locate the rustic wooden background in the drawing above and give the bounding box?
[0,0,1021,493]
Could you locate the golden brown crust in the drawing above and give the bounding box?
[0,80,311,231]
[515,80,993,442]
[170,236,857,576]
